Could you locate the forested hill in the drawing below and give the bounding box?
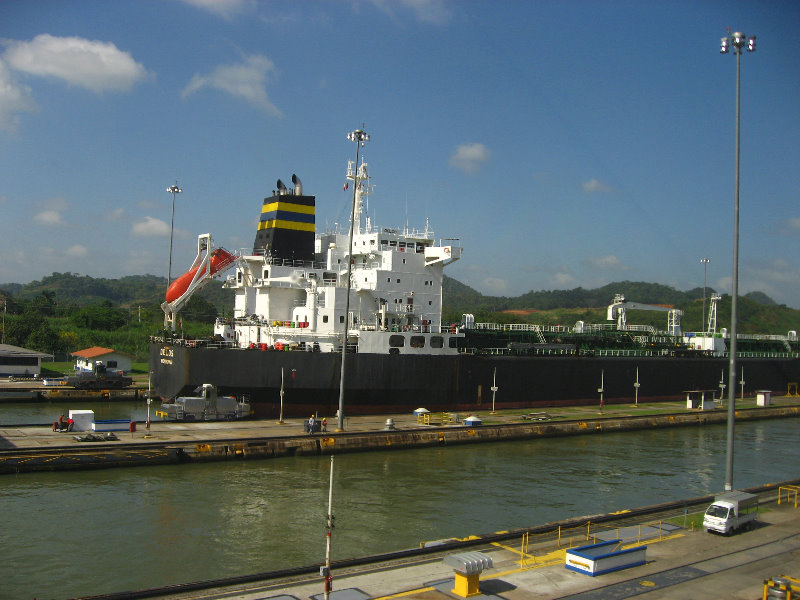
[441,276,799,335]
[1,271,798,336]
[442,276,781,312]
[0,272,231,310]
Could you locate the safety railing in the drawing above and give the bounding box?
[778,485,800,508]
[516,519,673,569]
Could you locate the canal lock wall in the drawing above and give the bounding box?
[2,404,798,474]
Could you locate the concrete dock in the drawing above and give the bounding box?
[1,399,799,473]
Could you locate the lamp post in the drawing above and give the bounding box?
[700,258,710,333]
[720,30,756,492]
[337,128,369,432]
[146,370,153,438]
[166,182,182,289]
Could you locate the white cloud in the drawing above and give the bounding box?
[105,207,125,222]
[66,244,88,257]
[449,142,490,174]
[368,0,451,25]
[182,54,281,116]
[32,198,68,226]
[34,210,63,225]
[480,277,508,294]
[553,272,577,287]
[3,34,149,93]
[584,255,628,270]
[582,178,613,193]
[177,0,256,19]
[42,197,68,211]
[124,248,161,276]
[786,217,800,233]
[403,0,451,24]
[0,59,37,132]
[132,216,171,237]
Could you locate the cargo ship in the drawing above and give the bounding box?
[149,139,800,418]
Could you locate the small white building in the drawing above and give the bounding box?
[0,344,53,377]
[71,347,132,374]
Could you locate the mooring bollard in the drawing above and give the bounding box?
[443,551,493,597]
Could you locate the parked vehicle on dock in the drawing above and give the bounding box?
[158,383,250,421]
[703,491,758,535]
[66,361,132,390]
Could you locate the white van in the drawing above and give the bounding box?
[703,491,758,535]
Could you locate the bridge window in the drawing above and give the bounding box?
[389,335,405,347]
[430,336,444,348]
[410,336,425,348]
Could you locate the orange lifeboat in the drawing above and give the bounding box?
[165,248,235,303]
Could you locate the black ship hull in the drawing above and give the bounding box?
[149,342,800,418]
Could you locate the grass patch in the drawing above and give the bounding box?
[667,512,706,530]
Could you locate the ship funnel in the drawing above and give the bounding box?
[276,179,287,195]
[291,174,303,196]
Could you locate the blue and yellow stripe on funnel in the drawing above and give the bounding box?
[258,199,315,231]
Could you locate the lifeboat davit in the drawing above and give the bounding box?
[165,248,235,303]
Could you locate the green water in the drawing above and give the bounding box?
[2,418,798,599]
[0,399,147,425]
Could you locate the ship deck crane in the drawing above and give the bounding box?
[606,294,683,336]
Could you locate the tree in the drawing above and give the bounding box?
[182,295,218,323]
[3,312,40,347]
[70,300,127,330]
[28,291,57,316]
[27,321,59,354]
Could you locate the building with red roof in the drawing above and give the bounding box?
[71,347,132,374]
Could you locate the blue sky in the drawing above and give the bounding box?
[1,0,799,308]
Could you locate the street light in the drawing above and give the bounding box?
[166,182,182,289]
[701,258,710,333]
[337,128,369,432]
[146,370,153,438]
[719,30,755,492]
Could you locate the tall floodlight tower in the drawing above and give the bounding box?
[719,30,756,492]
[166,182,182,289]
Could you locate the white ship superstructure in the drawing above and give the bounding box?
[214,159,463,355]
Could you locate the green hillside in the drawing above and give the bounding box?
[1,272,798,362]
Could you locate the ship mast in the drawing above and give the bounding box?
[345,156,371,235]
[339,127,370,431]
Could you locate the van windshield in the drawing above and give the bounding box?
[706,505,729,519]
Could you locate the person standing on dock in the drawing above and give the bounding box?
[308,415,315,435]
[322,417,327,433]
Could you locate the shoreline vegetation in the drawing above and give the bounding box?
[1,273,798,362]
